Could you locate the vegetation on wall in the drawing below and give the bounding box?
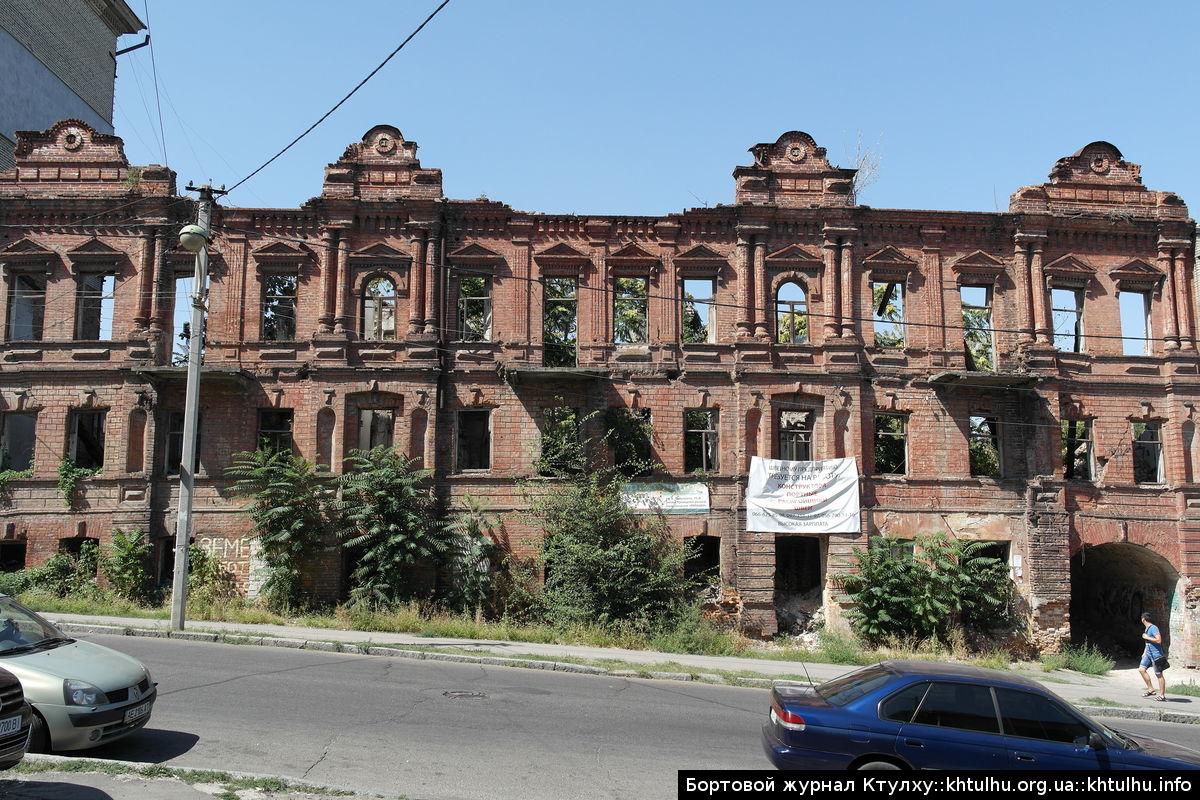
[56,458,99,510]
[840,531,1015,645]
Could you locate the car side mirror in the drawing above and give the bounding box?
[1088,732,1107,751]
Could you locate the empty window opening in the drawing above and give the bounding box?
[0,541,25,572]
[682,279,715,344]
[614,277,648,344]
[961,285,994,372]
[874,413,907,475]
[457,409,492,471]
[684,410,718,473]
[1062,419,1093,481]
[778,410,813,461]
[1119,291,1151,356]
[685,535,720,583]
[543,278,577,366]
[165,410,201,475]
[76,273,116,340]
[261,274,298,341]
[0,412,36,472]
[362,276,398,341]
[872,281,905,347]
[1051,288,1084,352]
[257,409,293,454]
[605,407,652,475]
[59,536,99,575]
[458,276,492,341]
[968,415,1001,478]
[7,275,45,341]
[69,410,106,470]
[1132,421,1163,484]
[358,408,395,451]
[775,281,808,344]
[974,541,1010,565]
[774,536,823,634]
[171,274,199,365]
[539,406,581,476]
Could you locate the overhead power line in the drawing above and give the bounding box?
[225,0,454,196]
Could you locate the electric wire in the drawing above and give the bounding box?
[141,1,170,169]
[225,0,454,196]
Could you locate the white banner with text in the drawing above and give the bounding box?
[745,456,860,533]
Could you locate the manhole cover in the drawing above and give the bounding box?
[443,690,487,700]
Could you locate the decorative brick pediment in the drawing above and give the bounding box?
[950,250,1007,284]
[12,120,126,165]
[351,242,409,262]
[0,238,55,262]
[1043,254,1096,284]
[1109,258,1163,290]
[252,241,310,265]
[448,244,505,272]
[674,244,728,273]
[734,131,856,209]
[767,245,821,265]
[534,243,590,272]
[607,243,659,270]
[864,246,918,279]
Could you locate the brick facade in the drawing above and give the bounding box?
[1,121,1197,664]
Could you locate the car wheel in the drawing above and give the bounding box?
[856,760,901,770]
[27,713,48,754]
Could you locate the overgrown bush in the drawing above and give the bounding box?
[185,544,239,607]
[336,447,443,607]
[441,495,498,622]
[841,532,1015,645]
[529,464,696,628]
[227,449,330,611]
[101,528,155,604]
[22,542,100,598]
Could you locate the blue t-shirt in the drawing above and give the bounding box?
[1145,624,1164,659]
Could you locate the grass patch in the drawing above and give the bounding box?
[1079,696,1130,708]
[1039,652,1068,672]
[1060,643,1115,676]
[1167,682,1200,697]
[11,760,360,797]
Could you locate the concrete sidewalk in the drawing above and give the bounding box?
[41,611,1200,725]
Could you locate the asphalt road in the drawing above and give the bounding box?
[73,634,768,800]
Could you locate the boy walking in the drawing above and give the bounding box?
[1138,612,1167,701]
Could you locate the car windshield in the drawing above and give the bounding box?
[0,595,70,654]
[816,665,894,706]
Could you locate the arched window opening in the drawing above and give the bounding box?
[776,282,808,344]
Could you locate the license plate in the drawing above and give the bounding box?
[123,701,151,723]
[0,715,19,736]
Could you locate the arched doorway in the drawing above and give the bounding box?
[1070,543,1179,658]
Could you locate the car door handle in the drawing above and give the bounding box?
[1014,753,1035,762]
[903,739,924,748]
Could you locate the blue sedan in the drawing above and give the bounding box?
[763,660,1200,770]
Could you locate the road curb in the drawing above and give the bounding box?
[53,621,1200,724]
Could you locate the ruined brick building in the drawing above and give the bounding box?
[1,120,1197,664]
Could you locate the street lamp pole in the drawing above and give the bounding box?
[170,183,224,631]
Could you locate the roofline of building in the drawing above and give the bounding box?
[90,0,146,36]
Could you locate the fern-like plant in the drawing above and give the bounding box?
[335,447,441,607]
[226,449,331,611]
[101,528,154,604]
[442,494,498,622]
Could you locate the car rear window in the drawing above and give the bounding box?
[816,665,894,706]
[880,682,930,723]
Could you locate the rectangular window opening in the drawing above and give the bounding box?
[614,277,648,344]
[1051,288,1084,353]
[458,276,493,342]
[874,413,907,475]
[70,410,106,470]
[968,415,1001,478]
[684,409,718,473]
[961,285,994,372]
[262,274,298,341]
[257,409,294,454]
[542,278,577,366]
[1061,419,1093,481]
[1119,291,1151,356]
[457,409,492,471]
[1132,421,1163,484]
[605,407,652,475]
[7,275,45,342]
[0,412,36,472]
[357,408,395,451]
[76,273,116,340]
[539,406,581,476]
[682,279,715,344]
[872,281,905,347]
[778,410,813,461]
[165,410,202,475]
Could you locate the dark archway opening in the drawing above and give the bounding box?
[774,535,823,634]
[1070,543,1177,658]
[685,535,720,583]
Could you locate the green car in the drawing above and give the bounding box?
[0,595,155,751]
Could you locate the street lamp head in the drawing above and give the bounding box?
[178,224,209,253]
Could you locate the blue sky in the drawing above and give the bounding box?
[113,1,1200,217]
